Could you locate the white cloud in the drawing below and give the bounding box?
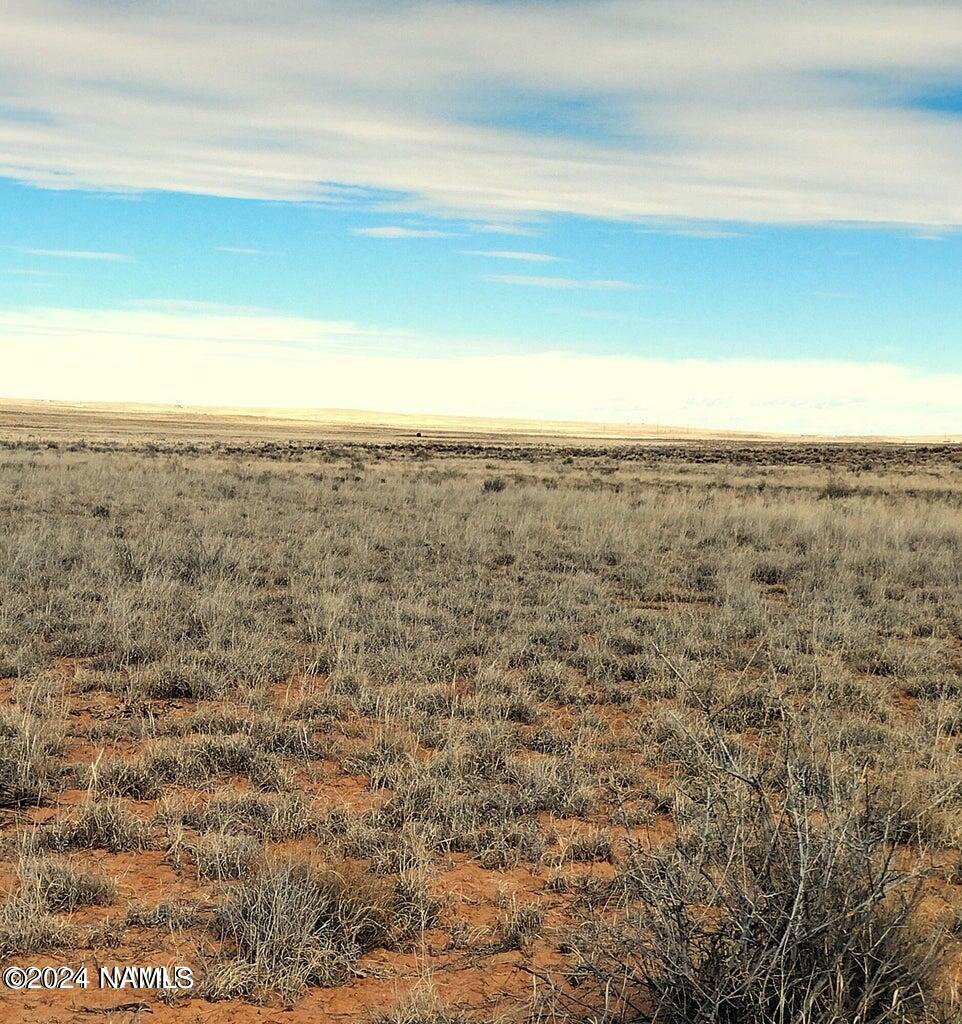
[126,300,273,315]
[0,306,402,351]
[638,226,746,239]
[14,248,128,262]
[1,2,962,225]
[353,226,458,238]
[482,275,636,289]
[472,224,539,236]
[216,246,276,255]
[2,306,959,436]
[461,250,560,262]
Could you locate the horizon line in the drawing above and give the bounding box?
[3,396,960,446]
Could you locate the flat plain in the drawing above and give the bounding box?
[1,403,961,1024]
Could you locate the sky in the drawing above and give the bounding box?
[1,0,961,435]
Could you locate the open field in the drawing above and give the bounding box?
[1,420,961,1023]
[4,399,961,447]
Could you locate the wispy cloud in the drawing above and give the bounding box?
[461,250,559,262]
[3,306,960,436]
[638,226,746,239]
[353,226,458,239]
[472,224,538,236]
[0,306,402,351]
[549,307,643,323]
[216,246,277,255]
[14,248,128,262]
[127,300,273,315]
[482,275,636,290]
[2,3,962,226]
[2,268,65,277]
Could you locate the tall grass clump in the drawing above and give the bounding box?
[203,855,393,1004]
[0,702,63,808]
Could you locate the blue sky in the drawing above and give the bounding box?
[2,1,961,434]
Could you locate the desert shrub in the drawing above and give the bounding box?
[370,988,467,1024]
[20,856,117,912]
[203,855,394,1003]
[508,756,595,816]
[496,896,544,951]
[558,827,614,864]
[819,476,856,499]
[90,733,292,797]
[559,771,945,1024]
[391,866,444,939]
[0,705,63,807]
[188,833,263,881]
[0,875,72,958]
[922,698,962,736]
[125,900,201,930]
[858,773,962,847]
[132,659,216,700]
[36,798,149,852]
[343,735,416,789]
[181,790,315,841]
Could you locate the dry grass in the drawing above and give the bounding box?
[0,439,960,1022]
